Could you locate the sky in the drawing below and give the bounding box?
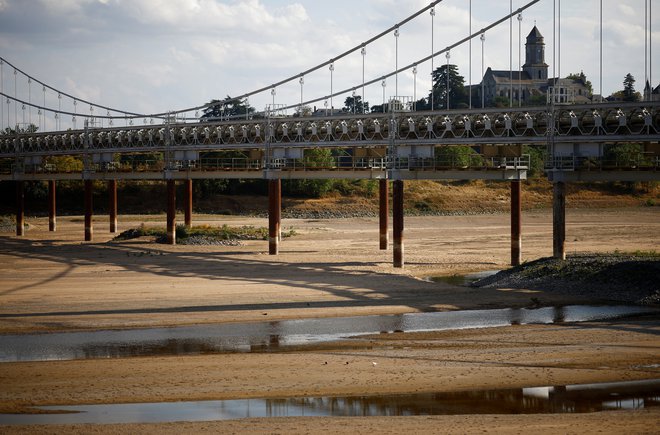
[0,0,658,131]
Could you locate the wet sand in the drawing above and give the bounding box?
[1,208,659,433]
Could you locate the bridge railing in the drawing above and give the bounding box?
[545,155,660,172]
[2,154,531,176]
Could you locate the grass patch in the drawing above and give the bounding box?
[113,223,296,244]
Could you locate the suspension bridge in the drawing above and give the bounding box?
[0,0,658,268]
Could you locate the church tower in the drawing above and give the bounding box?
[523,26,548,81]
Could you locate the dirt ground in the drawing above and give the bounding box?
[0,207,659,433]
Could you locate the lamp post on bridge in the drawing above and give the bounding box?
[394,27,399,98]
[352,89,356,114]
[446,50,450,110]
[518,12,523,107]
[361,46,366,109]
[413,64,417,110]
[329,62,334,115]
[271,88,276,114]
[430,7,435,111]
[381,78,386,108]
[481,33,485,109]
[299,76,304,116]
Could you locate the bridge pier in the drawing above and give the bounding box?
[510,180,522,266]
[184,179,193,228]
[108,180,117,233]
[15,181,24,236]
[84,179,93,242]
[393,180,404,268]
[48,180,56,232]
[268,179,281,255]
[166,179,176,245]
[552,181,566,260]
[379,179,389,250]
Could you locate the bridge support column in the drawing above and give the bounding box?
[268,179,281,255]
[16,181,24,236]
[379,179,389,250]
[184,179,193,228]
[108,180,117,233]
[48,180,56,232]
[553,181,566,260]
[84,179,93,242]
[393,180,404,268]
[510,180,522,266]
[166,179,176,245]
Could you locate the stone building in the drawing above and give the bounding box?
[644,81,660,102]
[475,26,591,106]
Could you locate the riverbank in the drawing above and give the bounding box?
[475,253,660,305]
[1,208,659,433]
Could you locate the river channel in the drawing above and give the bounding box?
[0,305,656,362]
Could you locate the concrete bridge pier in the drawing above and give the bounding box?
[48,180,56,232]
[184,179,193,228]
[166,179,176,245]
[553,181,566,260]
[15,181,24,236]
[510,180,522,266]
[379,179,389,250]
[108,180,117,233]
[393,180,404,268]
[268,179,281,255]
[84,179,93,241]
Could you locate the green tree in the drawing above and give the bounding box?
[623,73,640,102]
[430,64,468,110]
[413,98,429,111]
[343,95,369,114]
[492,95,510,108]
[1,124,39,135]
[435,146,481,167]
[566,71,593,95]
[201,96,255,120]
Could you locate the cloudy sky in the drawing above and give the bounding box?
[0,0,657,130]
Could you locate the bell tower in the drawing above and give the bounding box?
[523,26,548,81]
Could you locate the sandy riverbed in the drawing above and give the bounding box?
[1,208,659,433]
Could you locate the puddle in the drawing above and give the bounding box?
[1,379,659,425]
[430,270,500,286]
[0,305,656,363]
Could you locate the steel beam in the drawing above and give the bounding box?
[108,180,117,233]
[48,180,56,232]
[510,180,522,266]
[15,181,24,236]
[268,179,281,255]
[166,179,176,245]
[84,179,93,242]
[393,180,404,268]
[379,179,389,250]
[184,179,193,228]
[553,181,566,260]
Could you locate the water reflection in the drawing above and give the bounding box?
[0,305,656,362]
[1,380,659,425]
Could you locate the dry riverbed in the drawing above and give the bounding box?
[0,208,659,433]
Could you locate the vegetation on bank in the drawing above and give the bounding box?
[113,224,296,245]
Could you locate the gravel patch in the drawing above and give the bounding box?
[473,254,660,305]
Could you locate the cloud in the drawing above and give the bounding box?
[0,0,657,121]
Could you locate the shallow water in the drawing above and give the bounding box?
[429,270,500,286]
[0,305,656,362]
[1,379,659,425]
